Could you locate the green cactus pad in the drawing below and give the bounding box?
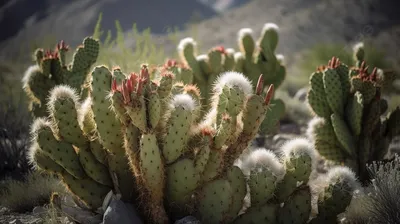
[197,179,233,224]
[194,137,211,174]
[233,203,278,224]
[335,63,351,104]
[125,95,148,132]
[110,91,129,125]
[90,66,124,153]
[317,167,358,221]
[345,91,364,137]
[277,187,312,224]
[31,145,65,173]
[248,164,279,206]
[89,139,108,165]
[78,145,112,186]
[48,86,87,148]
[331,114,356,157]
[34,121,85,179]
[163,99,194,164]
[323,68,344,115]
[259,98,285,135]
[242,95,268,136]
[139,133,165,201]
[225,166,247,222]
[147,92,161,129]
[166,158,200,207]
[61,172,111,209]
[307,90,332,118]
[201,150,224,182]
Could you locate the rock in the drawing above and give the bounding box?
[103,198,143,224]
[294,87,308,102]
[9,219,22,224]
[174,216,201,224]
[32,206,46,215]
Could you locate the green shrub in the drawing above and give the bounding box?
[0,171,65,212]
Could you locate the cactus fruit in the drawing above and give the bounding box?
[22,37,99,118]
[307,57,400,181]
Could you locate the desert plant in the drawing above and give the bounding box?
[25,61,358,223]
[306,57,400,182]
[0,64,32,179]
[342,154,400,224]
[92,13,175,74]
[176,23,286,135]
[22,37,100,118]
[0,171,64,212]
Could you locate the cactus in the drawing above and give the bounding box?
[176,23,286,136]
[306,57,400,181]
[28,61,336,223]
[22,37,99,118]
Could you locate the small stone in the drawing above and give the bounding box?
[32,206,46,215]
[294,87,308,102]
[174,216,201,224]
[103,198,143,224]
[9,219,23,224]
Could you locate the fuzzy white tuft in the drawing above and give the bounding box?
[261,23,279,34]
[238,28,253,39]
[280,138,317,162]
[241,148,285,179]
[276,54,285,65]
[78,97,92,125]
[196,54,209,61]
[170,94,196,111]
[353,42,364,52]
[22,65,40,86]
[213,71,253,96]
[177,37,197,52]
[27,141,41,170]
[234,52,244,60]
[325,166,360,192]
[306,117,326,141]
[225,48,235,55]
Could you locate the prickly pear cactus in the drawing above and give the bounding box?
[176,23,286,136]
[22,37,99,118]
[306,57,400,181]
[27,54,357,223]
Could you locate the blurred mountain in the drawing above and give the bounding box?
[0,0,231,58]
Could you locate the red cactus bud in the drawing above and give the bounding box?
[213,46,226,54]
[111,79,117,92]
[256,74,264,95]
[264,84,274,105]
[370,67,378,82]
[56,40,69,51]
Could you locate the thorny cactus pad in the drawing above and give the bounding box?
[307,57,400,181]
[22,37,99,118]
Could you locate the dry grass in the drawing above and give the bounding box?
[0,171,65,213]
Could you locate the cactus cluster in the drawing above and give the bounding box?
[176,23,286,135]
[26,56,359,223]
[306,56,400,181]
[22,37,99,118]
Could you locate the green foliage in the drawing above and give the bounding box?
[92,13,177,73]
[0,64,32,178]
[0,171,64,212]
